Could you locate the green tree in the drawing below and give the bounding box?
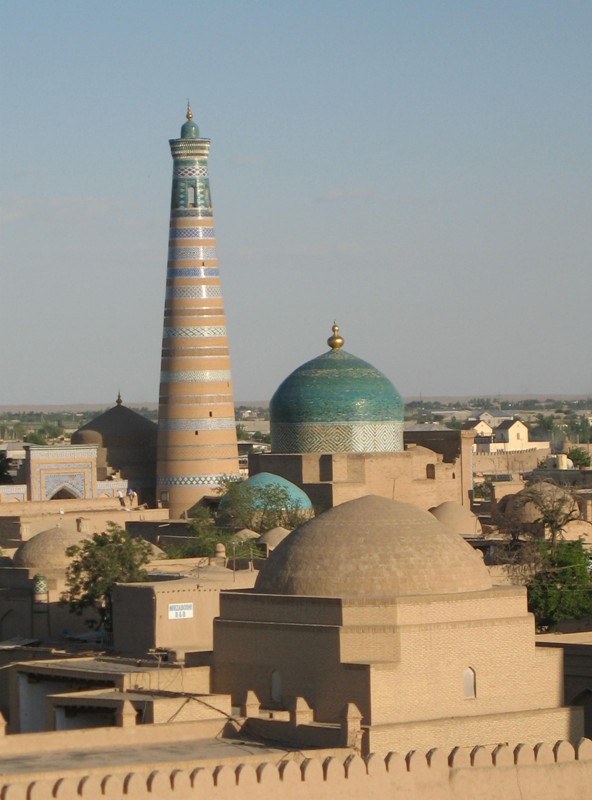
[568,447,592,469]
[236,424,250,441]
[216,477,309,533]
[527,539,592,631]
[62,524,152,628]
[25,430,47,445]
[0,455,12,485]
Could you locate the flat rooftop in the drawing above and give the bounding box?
[0,732,289,779]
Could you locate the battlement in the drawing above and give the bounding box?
[2,739,592,800]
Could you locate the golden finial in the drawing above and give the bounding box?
[186,101,193,120]
[327,321,344,350]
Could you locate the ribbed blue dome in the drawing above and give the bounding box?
[218,473,312,511]
[270,348,404,454]
[271,349,403,424]
[242,473,312,508]
[181,118,199,139]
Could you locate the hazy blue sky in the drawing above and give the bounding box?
[2,1,591,404]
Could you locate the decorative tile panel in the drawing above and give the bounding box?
[172,209,201,217]
[42,471,86,499]
[174,165,209,178]
[162,326,226,338]
[29,447,97,460]
[0,484,27,500]
[271,422,404,454]
[157,473,240,487]
[168,246,217,260]
[161,369,232,382]
[159,417,236,431]
[167,267,219,278]
[169,227,215,239]
[165,285,222,299]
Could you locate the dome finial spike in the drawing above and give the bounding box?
[327,320,344,350]
[116,391,122,406]
[186,100,193,120]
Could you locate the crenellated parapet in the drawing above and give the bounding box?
[3,739,592,800]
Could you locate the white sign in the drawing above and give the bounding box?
[168,602,194,620]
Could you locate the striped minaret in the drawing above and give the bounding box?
[156,105,240,518]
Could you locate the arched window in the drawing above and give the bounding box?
[270,670,282,704]
[463,667,476,699]
[426,464,436,479]
[187,184,196,207]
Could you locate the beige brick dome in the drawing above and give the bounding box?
[13,526,90,570]
[254,495,491,598]
[429,500,482,536]
[259,526,291,548]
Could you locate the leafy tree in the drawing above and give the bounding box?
[251,430,271,444]
[236,424,250,441]
[216,477,310,533]
[527,539,592,631]
[25,430,47,445]
[44,423,65,440]
[496,482,581,548]
[473,480,492,500]
[62,524,152,629]
[568,447,592,469]
[520,482,581,547]
[0,455,12,485]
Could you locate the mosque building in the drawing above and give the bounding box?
[156,106,240,519]
[250,323,474,512]
[0,497,587,800]
[0,109,591,800]
[0,396,167,555]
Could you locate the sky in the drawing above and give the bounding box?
[1,1,591,404]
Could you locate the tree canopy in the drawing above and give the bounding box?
[527,539,592,631]
[62,523,152,629]
[216,477,309,533]
[568,447,592,469]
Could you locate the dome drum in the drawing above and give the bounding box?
[271,420,403,454]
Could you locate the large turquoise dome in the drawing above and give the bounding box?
[270,324,403,454]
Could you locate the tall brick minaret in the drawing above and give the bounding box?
[156,105,240,518]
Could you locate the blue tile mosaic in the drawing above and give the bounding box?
[162,326,226,338]
[168,246,217,260]
[158,417,236,431]
[167,268,219,277]
[160,369,232,382]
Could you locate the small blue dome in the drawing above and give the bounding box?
[220,473,312,510]
[180,104,199,139]
[181,118,199,139]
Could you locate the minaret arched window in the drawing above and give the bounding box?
[186,183,196,207]
[463,667,476,699]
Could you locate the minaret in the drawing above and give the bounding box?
[156,105,240,518]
